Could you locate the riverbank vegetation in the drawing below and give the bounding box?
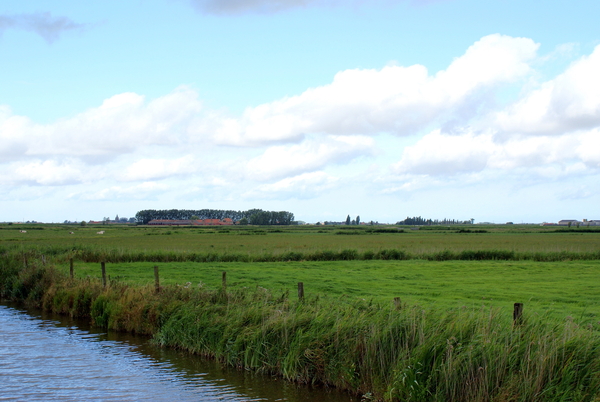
[1,224,600,400]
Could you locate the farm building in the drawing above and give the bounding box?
[147,218,234,226]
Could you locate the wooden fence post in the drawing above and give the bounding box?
[394,297,401,310]
[222,271,227,289]
[101,262,107,288]
[298,282,304,301]
[154,265,160,293]
[69,258,74,279]
[513,303,523,325]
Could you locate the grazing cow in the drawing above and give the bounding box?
[69,232,74,234]
[97,231,105,234]
[20,230,27,233]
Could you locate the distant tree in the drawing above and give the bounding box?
[345,215,351,225]
[115,215,119,222]
[239,217,248,225]
[356,215,360,225]
[190,215,199,220]
[134,208,294,225]
[80,221,87,227]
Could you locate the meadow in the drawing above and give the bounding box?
[58,259,600,326]
[2,223,600,400]
[3,223,600,322]
[2,222,599,257]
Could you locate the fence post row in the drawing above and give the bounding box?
[87,265,522,321]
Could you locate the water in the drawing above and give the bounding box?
[0,303,357,401]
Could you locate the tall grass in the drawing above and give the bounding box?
[5,243,599,264]
[2,247,600,401]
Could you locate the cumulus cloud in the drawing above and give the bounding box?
[245,135,374,180]
[0,12,86,43]
[391,127,599,187]
[243,171,339,199]
[73,182,171,201]
[5,33,598,214]
[1,159,91,186]
[214,34,538,146]
[393,130,492,176]
[386,41,600,190]
[494,44,600,136]
[0,87,204,160]
[119,156,198,182]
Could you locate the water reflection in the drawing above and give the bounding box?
[0,303,356,401]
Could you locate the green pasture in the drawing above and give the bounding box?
[60,259,600,326]
[2,223,600,256]
[5,223,600,326]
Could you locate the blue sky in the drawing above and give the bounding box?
[1,0,599,223]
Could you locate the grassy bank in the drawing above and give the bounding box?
[2,248,600,401]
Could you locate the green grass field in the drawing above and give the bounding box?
[3,223,600,400]
[3,223,600,326]
[2,223,599,255]
[61,259,600,326]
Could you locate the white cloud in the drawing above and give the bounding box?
[387,42,600,190]
[243,171,339,199]
[495,45,600,136]
[577,129,600,168]
[245,135,374,180]
[393,129,492,176]
[73,182,171,201]
[1,159,91,186]
[391,127,599,185]
[214,34,538,146]
[0,86,204,160]
[119,155,198,182]
[4,34,598,222]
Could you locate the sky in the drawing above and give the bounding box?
[1,0,599,224]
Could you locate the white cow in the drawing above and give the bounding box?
[97,231,105,234]
[20,230,27,233]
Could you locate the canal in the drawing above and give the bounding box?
[0,303,358,401]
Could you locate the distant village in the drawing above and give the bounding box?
[542,219,600,227]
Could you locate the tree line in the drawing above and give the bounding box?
[396,216,474,225]
[135,209,295,225]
